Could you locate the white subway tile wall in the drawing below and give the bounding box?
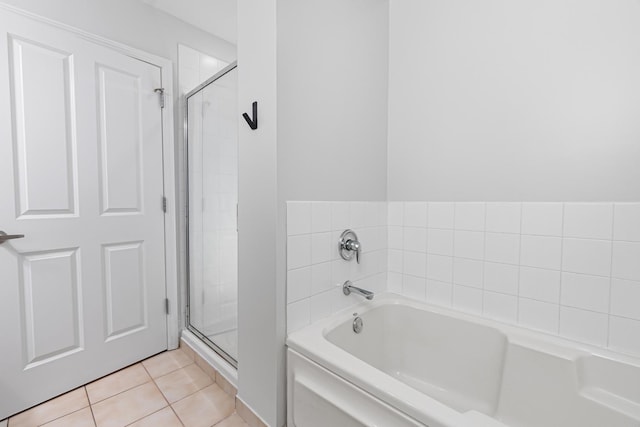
[387,201,640,358]
[286,201,640,359]
[286,202,388,333]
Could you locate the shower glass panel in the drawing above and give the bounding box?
[186,63,238,366]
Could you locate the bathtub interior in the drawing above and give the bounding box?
[495,345,640,426]
[325,304,507,415]
[323,301,640,427]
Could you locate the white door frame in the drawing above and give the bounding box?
[0,3,180,349]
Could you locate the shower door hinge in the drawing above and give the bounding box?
[165,298,170,315]
[162,196,167,213]
[154,88,165,109]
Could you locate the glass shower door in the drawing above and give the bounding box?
[186,64,238,366]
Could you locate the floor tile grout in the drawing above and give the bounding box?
[158,368,217,406]
[25,386,90,427]
[147,366,175,426]
[120,403,167,427]
[89,351,194,406]
[167,405,186,427]
[84,387,98,427]
[141,350,195,380]
[117,350,220,426]
[10,349,244,427]
[89,382,168,427]
[89,378,154,406]
[86,362,153,406]
[152,361,197,383]
[34,405,87,427]
[210,413,240,427]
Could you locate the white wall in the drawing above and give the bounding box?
[0,0,235,62]
[388,0,640,201]
[236,0,280,425]
[277,0,389,202]
[236,1,389,425]
[140,0,237,45]
[272,1,389,425]
[179,45,230,95]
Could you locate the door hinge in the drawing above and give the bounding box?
[154,88,165,109]
[165,298,170,315]
[162,196,167,213]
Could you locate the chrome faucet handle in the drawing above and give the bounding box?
[344,239,360,263]
[338,229,361,263]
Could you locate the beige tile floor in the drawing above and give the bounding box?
[3,349,247,427]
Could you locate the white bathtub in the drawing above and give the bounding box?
[286,294,640,427]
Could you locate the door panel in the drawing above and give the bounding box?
[20,248,82,366]
[9,35,78,218]
[97,64,144,215]
[0,9,168,418]
[102,241,146,340]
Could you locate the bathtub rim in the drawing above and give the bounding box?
[286,293,640,427]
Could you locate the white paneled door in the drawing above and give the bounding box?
[0,10,168,418]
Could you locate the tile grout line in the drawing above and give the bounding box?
[14,359,170,427]
[210,413,238,427]
[19,342,215,426]
[424,203,430,303]
[135,351,197,426]
[122,406,185,427]
[557,202,566,335]
[25,386,89,427]
[162,349,240,425]
[142,350,195,380]
[84,387,98,427]
[516,203,524,325]
[394,249,620,279]
[165,348,212,427]
[92,360,161,427]
[481,203,487,316]
[167,404,186,427]
[160,366,217,407]
[399,203,406,297]
[35,406,87,427]
[121,380,169,427]
[449,203,456,306]
[606,204,616,348]
[90,364,155,406]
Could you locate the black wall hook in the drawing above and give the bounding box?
[242,101,258,130]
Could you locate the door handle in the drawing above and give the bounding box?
[0,231,25,245]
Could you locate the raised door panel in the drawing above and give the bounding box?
[102,242,147,341]
[20,248,83,368]
[9,36,78,218]
[97,65,143,215]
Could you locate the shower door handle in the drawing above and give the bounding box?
[0,231,25,245]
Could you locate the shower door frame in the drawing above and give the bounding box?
[184,61,239,368]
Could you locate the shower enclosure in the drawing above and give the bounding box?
[185,63,238,366]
